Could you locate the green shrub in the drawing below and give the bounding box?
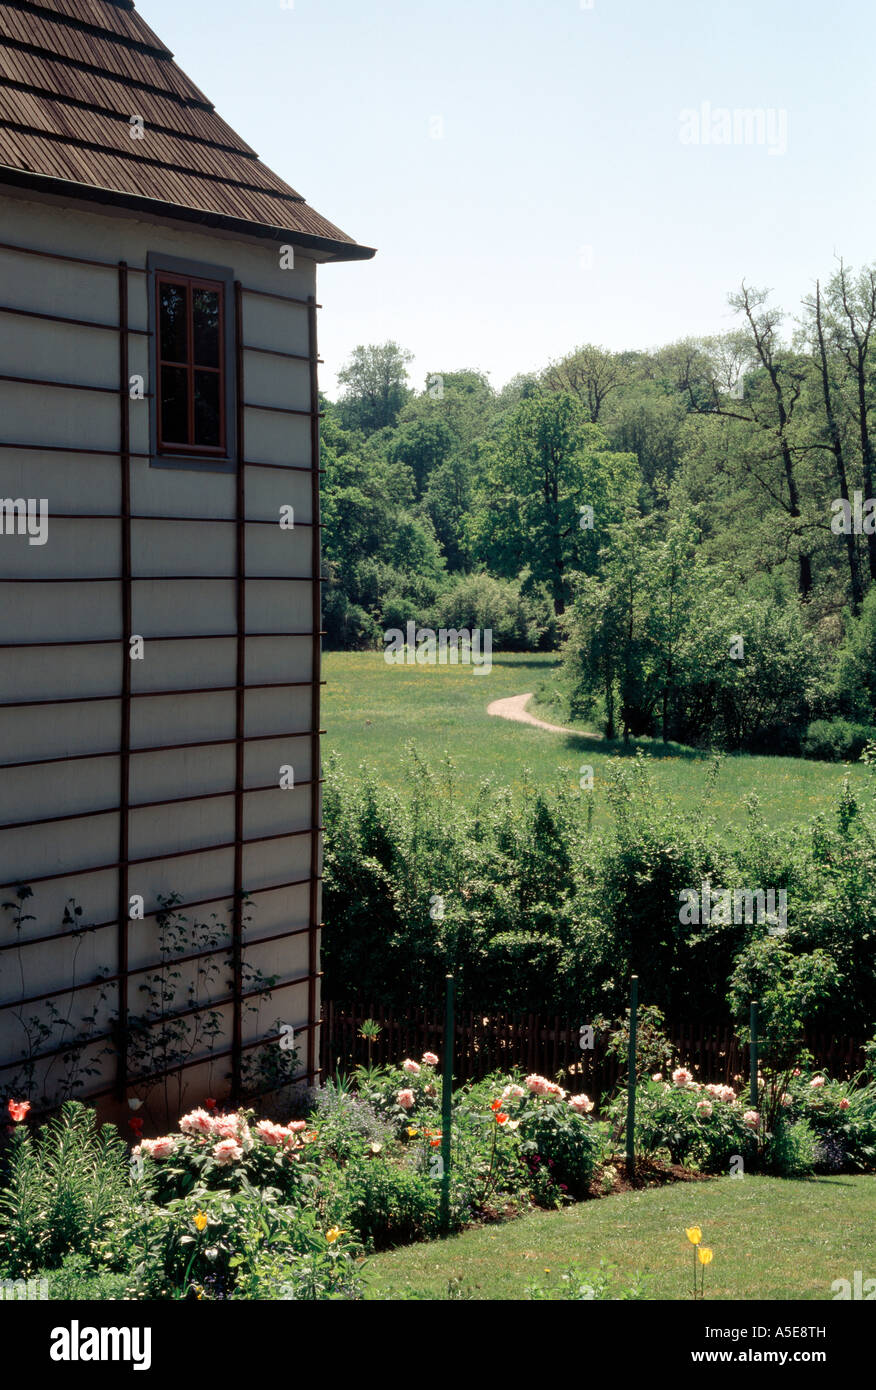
[340,1158,441,1249]
[803,719,876,763]
[0,1102,134,1277]
[518,1098,601,1198]
[764,1117,817,1177]
[37,1253,145,1302]
[611,1076,753,1174]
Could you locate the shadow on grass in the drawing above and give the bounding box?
[555,732,712,762]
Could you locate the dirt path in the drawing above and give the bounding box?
[486,692,601,737]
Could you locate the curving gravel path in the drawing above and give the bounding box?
[486,692,599,736]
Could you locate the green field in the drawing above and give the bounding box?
[322,652,867,831]
[361,1174,876,1300]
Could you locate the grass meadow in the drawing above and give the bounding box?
[322,651,867,831]
[361,1174,875,1301]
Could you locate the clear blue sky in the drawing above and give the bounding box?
[142,0,876,397]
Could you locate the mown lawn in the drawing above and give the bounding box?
[322,652,867,830]
[361,1174,876,1300]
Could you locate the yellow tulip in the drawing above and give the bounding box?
[697,1246,714,1266]
[685,1226,702,1245]
[406,1126,419,1137]
[193,1211,208,1232]
[326,1227,344,1244]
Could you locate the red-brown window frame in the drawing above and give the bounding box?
[156,272,227,457]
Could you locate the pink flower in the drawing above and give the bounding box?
[719,1086,736,1104]
[397,1089,415,1110]
[210,1113,242,1139]
[287,1120,308,1132]
[651,1073,663,1082]
[179,1108,214,1136]
[421,1052,439,1067]
[672,1067,693,1086]
[525,1073,551,1095]
[792,1068,801,1077]
[696,1100,713,1118]
[568,1093,593,1114]
[705,1084,722,1098]
[501,1084,526,1102]
[839,1097,850,1111]
[685,1081,701,1092]
[139,1136,175,1160]
[256,1119,293,1147]
[525,1073,564,1098]
[810,1076,825,1089]
[213,1139,243,1165]
[743,1110,759,1129]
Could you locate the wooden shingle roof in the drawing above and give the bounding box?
[0,0,374,260]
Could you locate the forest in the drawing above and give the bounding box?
[322,262,876,760]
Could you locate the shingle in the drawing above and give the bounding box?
[0,0,371,254]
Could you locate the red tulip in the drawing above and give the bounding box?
[128,1116,144,1134]
[8,1099,30,1122]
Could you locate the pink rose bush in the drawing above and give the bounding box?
[525,1073,565,1099]
[132,1104,319,1202]
[568,1093,594,1114]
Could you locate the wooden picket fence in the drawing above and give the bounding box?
[320,1001,866,1100]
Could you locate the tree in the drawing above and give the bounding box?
[467,392,639,617]
[678,287,815,600]
[823,261,876,583]
[541,343,627,422]
[336,341,414,434]
[801,280,864,612]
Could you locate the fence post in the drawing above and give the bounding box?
[626,975,638,1180]
[440,974,454,1234]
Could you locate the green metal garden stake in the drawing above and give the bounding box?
[750,1000,759,1108]
[440,973,454,1233]
[626,975,638,1181]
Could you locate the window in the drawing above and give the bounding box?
[156,272,227,455]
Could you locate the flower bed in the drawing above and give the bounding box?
[0,1049,873,1300]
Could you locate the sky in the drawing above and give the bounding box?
[141,0,876,397]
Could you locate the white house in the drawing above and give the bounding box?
[0,0,373,1122]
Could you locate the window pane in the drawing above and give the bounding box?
[159,282,188,363]
[160,365,189,445]
[192,288,221,368]
[194,371,221,447]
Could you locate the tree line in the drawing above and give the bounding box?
[322,261,876,756]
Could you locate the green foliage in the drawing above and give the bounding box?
[338,1158,442,1249]
[0,1102,134,1277]
[610,1077,754,1173]
[518,1099,601,1197]
[524,1259,648,1300]
[323,744,876,1033]
[803,718,876,762]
